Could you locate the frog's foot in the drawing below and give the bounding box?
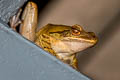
[9,9,22,31]
[61,55,79,70]
[71,58,79,70]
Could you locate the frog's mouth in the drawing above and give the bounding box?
[63,37,98,45]
[63,31,98,45]
[60,37,98,53]
[51,37,98,55]
[50,33,98,55]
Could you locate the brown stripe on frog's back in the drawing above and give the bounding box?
[49,30,70,34]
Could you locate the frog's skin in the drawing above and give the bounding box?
[9,1,98,70]
[35,24,98,69]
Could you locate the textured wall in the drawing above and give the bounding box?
[0,0,27,22]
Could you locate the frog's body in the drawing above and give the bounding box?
[35,24,98,69]
[9,2,98,70]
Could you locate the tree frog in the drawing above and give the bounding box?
[9,1,98,70]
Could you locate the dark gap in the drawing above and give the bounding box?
[31,0,52,13]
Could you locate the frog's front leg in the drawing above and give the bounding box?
[60,55,78,70]
[9,9,22,31]
[71,57,78,70]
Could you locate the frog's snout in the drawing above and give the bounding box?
[87,32,98,45]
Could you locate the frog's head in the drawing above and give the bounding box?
[51,24,98,55]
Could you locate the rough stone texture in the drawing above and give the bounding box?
[0,19,90,80]
[0,0,27,23]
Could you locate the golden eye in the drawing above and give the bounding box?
[72,29,80,36]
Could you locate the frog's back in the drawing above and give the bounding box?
[37,24,71,35]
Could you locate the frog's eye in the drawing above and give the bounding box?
[72,29,80,36]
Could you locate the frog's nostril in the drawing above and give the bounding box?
[88,32,96,37]
[92,35,95,37]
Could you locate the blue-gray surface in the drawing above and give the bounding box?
[0,20,90,80]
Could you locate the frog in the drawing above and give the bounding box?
[9,1,98,70]
[35,24,98,69]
